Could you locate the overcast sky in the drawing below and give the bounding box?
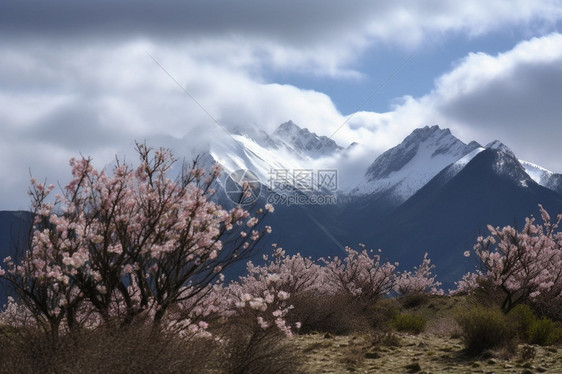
[2,0,562,209]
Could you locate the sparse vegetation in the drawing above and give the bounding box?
[455,306,516,354]
[393,313,427,334]
[527,318,562,346]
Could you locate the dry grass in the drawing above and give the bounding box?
[0,325,220,374]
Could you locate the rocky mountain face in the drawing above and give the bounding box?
[353,125,481,204]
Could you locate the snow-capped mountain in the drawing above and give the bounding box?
[4,123,562,292]
[272,120,343,158]
[205,121,343,195]
[353,125,481,203]
[355,142,562,285]
[478,140,562,194]
[520,160,562,195]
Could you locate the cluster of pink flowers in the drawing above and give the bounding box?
[0,144,270,337]
[321,245,398,302]
[451,205,562,312]
[395,252,443,296]
[203,244,442,337]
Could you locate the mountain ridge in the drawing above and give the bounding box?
[2,123,562,292]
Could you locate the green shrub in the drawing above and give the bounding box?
[507,304,537,339]
[366,299,400,330]
[393,314,426,334]
[527,318,562,346]
[455,306,516,354]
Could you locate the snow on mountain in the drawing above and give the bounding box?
[480,141,539,188]
[435,146,486,185]
[204,121,344,195]
[201,122,562,202]
[352,125,480,203]
[208,133,307,192]
[435,139,562,193]
[272,121,343,158]
[522,160,553,184]
[520,160,562,194]
[485,140,517,158]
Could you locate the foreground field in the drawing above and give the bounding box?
[292,332,560,373]
[287,295,562,374]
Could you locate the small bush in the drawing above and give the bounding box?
[365,299,400,330]
[527,318,562,346]
[507,304,537,339]
[455,306,516,355]
[393,314,426,334]
[466,278,505,309]
[532,294,562,323]
[214,316,303,374]
[288,293,371,335]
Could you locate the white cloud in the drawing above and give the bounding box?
[2,1,561,77]
[2,1,562,208]
[389,33,562,171]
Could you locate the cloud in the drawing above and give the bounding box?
[0,38,353,209]
[390,33,562,171]
[2,1,562,209]
[2,1,561,76]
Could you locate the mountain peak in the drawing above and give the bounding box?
[365,125,473,181]
[275,120,300,133]
[411,125,449,138]
[354,125,480,203]
[486,140,514,153]
[272,121,342,158]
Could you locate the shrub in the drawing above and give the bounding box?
[531,293,562,322]
[288,293,371,335]
[0,318,303,374]
[506,304,537,339]
[455,306,516,355]
[213,314,303,374]
[0,325,221,374]
[527,318,562,346]
[463,205,562,313]
[393,314,426,334]
[371,331,402,347]
[365,298,400,330]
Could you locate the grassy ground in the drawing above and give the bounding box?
[292,331,560,373]
[2,295,561,373]
[289,295,562,373]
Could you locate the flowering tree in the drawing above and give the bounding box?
[321,245,396,303]
[215,245,324,336]
[395,253,442,296]
[459,205,562,313]
[0,143,271,339]
[238,245,325,298]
